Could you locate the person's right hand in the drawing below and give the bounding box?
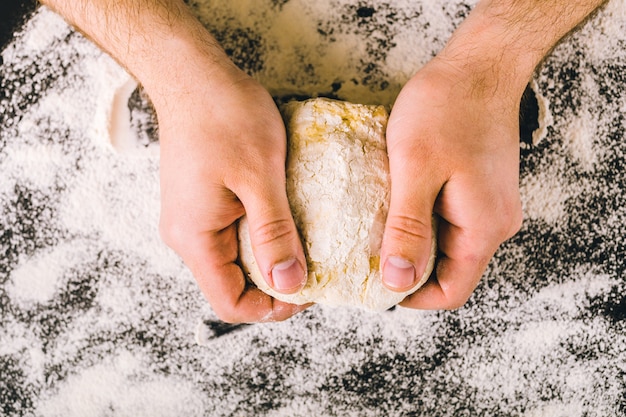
[38,0,310,322]
[155,64,309,323]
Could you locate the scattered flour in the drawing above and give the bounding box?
[36,351,206,417]
[1,1,625,416]
[7,241,89,305]
[564,109,598,172]
[519,167,571,225]
[188,0,461,105]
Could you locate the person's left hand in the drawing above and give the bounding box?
[380,57,524,309]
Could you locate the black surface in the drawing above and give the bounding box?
[1,2,625,414]
[0,0,38,53]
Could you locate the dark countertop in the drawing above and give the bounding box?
[0,0,38,52]
[1,2,626,416]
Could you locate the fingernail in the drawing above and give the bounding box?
[271,259,305,293]
[383,256,416,290]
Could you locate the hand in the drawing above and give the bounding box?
[157,66,308,323]
[40,0,601,316]
[381,57,523,309]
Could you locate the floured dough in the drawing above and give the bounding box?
[238,98,437,311]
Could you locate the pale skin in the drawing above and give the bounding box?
[41,0,605,322]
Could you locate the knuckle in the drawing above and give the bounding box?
[251,218,295,248]
[483,198,523,243]
[211,300,245,324]
[159,217,188,250]
[439,282,473,310]
[443,296,470,310]
[385,214,431,245]
[498,202,524,241]
[267,302,304,323]
[213,308,241,324]
[271,313,293,323]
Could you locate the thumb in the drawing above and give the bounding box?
[236,178,307,295]
[381,154,441,292]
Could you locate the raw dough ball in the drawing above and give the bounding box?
[238,98,437,311]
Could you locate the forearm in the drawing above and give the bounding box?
[39,0,239,104]
[438,0,606,99]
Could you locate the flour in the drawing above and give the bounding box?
[36,351,206,416]
[6,241,88,306]
[238,98,437,310]
[1,1,626,416]
[187,0,463,105]
[519,167,571,225]
[564,111,598,172]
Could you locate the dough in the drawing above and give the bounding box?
[238,98,437,311]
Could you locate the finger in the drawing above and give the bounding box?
[231,172,308,295]
[399,218,494,310]
[398,256,486,310]
[185,222,309,323]
[380,146,445,292]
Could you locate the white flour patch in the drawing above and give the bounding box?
[519,167,570,225]
[36,352,206,417]
[1,1,626,416]
[7,241,90,306]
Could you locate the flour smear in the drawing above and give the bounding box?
[1,1,626,416]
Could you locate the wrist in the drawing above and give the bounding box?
[436,10,540,102]
[138,36,244,110]
[42,0,244,108]
[435,0,604,102]
[124,10,244,107]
